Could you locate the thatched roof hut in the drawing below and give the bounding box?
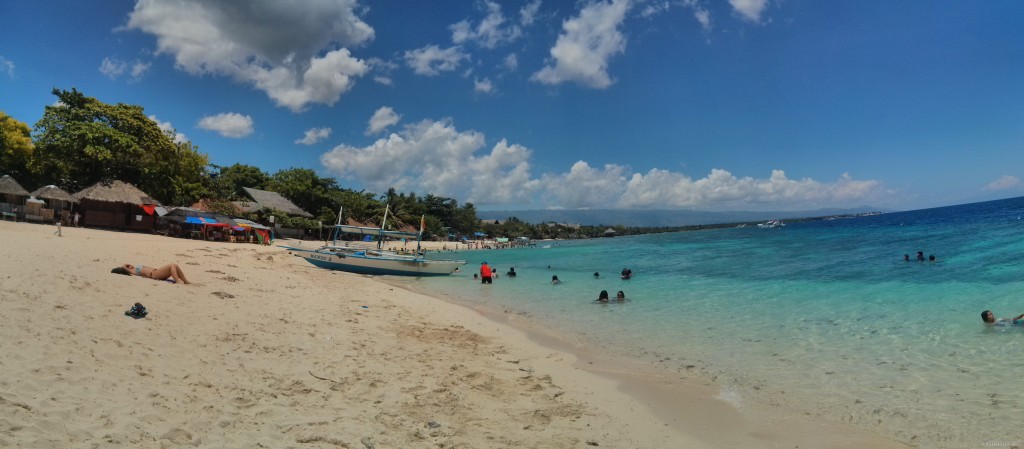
[73,180,160,230]
[74,180,160,205]
[31,185,76,203]
[0,175,30,197]
[242,187,313,218]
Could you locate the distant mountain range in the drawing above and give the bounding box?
[479,206,890,227]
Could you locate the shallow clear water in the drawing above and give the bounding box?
[396,196,1024,447]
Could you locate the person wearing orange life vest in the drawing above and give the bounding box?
[480,262,493,284]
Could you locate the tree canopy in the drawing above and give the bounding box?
[0,111,34,181]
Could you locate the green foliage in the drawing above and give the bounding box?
[210,163,270,199]
[30,88,209,203]
[0,111,34,180]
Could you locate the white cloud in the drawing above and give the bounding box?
[148,115,188,144]
[0,56,13,77]
[319,117,883,210]
[450,1,522,49]
[729,0,769,22]
[295,127,332,145]
[693,6,711,31]
[103,58,151,81]
[197,112,254,138]
[520,0,542,26]
[321,119,539,205]
[474,77,495,94]
[984,175,1022,191]
[368,57,397,85]
[131,61,151,79]
[126,0,373,112]
[531,0,631,89]
[100,57,127,79]
[404,45,468,76]
[504,53,518,71]
[366,107,400,135]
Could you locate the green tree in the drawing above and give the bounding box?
[210,163,270,199]
[31,88,208,202]
[268,168,340,223]
[0,111,34,181]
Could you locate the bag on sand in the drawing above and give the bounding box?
[125,302,148,319]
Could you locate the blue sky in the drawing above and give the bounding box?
[2,0,1023,212]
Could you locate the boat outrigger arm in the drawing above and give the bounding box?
[330,205,427,252]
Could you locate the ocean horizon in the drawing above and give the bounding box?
[395,195,1024,448]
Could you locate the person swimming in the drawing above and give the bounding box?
[551,275,561,285]
[506,267,517,277]
[620,268,633,280]
[981,310,1024,326]
[616,291,625,302]
[597,290,609,302]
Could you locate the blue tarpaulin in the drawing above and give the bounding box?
[184,217,219,224]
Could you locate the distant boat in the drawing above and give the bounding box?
[286,206,465,277]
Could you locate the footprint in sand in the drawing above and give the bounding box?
[186,262,200,266]
[212,291,235,299]
[206,270,225,274]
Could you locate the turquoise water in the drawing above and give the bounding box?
[396,197,1024,447]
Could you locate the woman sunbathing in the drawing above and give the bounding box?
[112,263,191,284]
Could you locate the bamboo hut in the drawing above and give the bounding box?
[0,175,30,220]
[30,185,77,224]
[73,180,161,231]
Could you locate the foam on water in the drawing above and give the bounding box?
[396,196,1024,447]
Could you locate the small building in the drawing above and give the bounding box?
[0,175,30,220]
[73,180,160,231]
[602,228,617,237]
[241,187,313,219]
[30,185,77,223]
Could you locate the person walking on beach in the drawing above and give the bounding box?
[73,211,80,227]
[54,220,62,237]
[480,262,493,284]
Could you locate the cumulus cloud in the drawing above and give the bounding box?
[366,107,400,135]
[504,53,518,71]
[0,56,13,77]
[319,117,883,210]
[198,112,254,138]
[100,57,151,81]
[729,0,769,22]
[984,175,1022,191]
[474,78,495,94]
[148,115,188,144]
[404,45,468,76]
[520,0,542,26]
[450,1,523,49]
[295,127,332,145]
[531,0,631,89]
[321,119,539,205]
[126,0,373,112]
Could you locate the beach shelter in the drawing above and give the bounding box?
[241,187,313,218]
[0,175,30,219]
[73,180,161,231]
[30,185,77,222]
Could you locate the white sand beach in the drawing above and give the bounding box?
[0,221,911,448]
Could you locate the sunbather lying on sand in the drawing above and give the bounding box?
[112,263,191,284]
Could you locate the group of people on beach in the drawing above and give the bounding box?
[903,251,937,262]
[476,262,631,303]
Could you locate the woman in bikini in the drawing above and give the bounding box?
[112,263,191,284]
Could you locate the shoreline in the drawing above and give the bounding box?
[1,221,909,447]
[386,278,914,449]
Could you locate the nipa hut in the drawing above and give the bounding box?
[73,180,161,231]
[0,175,30,220]
[30,185,77,223]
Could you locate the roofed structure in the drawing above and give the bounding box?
[241,187,312,218]
[74,180,160,205]
[0,175,30,196]
[31,185,76,203]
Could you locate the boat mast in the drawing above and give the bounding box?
[416,214,424,255]
[332,205,343,244]
[378,204,390,250]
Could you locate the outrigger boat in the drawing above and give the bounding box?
[287,206,466,277]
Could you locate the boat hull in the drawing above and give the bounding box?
[290,248,464,277]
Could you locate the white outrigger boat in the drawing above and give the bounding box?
[287,206,465,277]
